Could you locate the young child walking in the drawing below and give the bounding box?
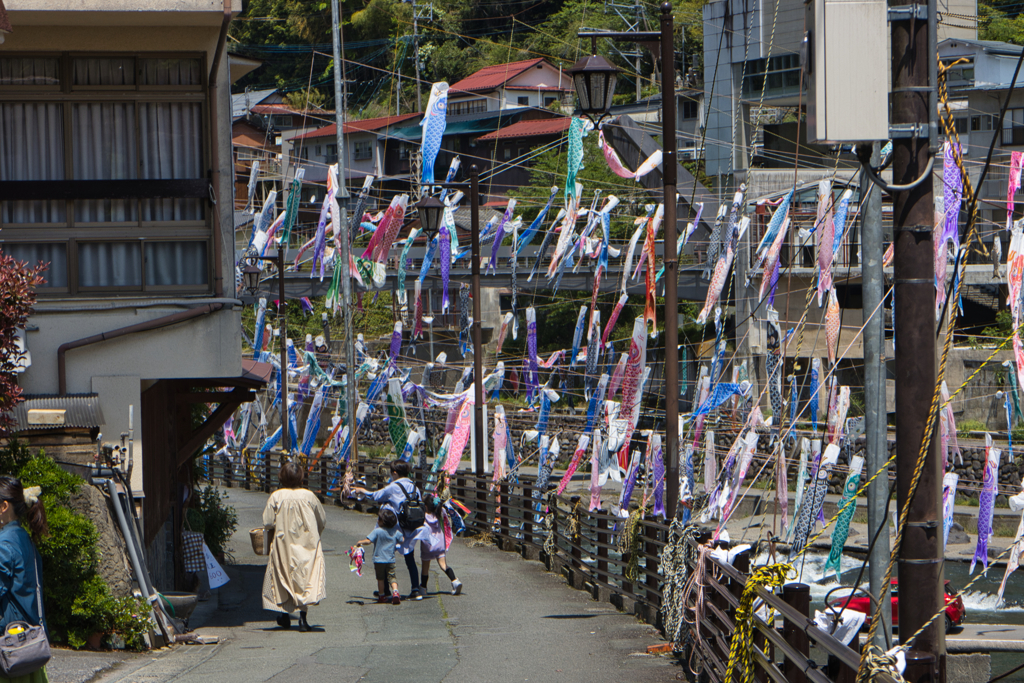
[416,495,462,595]
[354,508,404,604]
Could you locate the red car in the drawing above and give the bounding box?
[828,579,966,634]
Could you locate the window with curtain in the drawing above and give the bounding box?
[0,54,210,295]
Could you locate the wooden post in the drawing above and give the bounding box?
[498,481,510,547]
[522,481,534,548]
[643,521,661,625]
[264,452,272,493]
[596,514,609,580]
[782,583,810,683]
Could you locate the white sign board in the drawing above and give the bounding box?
[202,542,230,589]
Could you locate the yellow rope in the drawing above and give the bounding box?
[725,563,791,683]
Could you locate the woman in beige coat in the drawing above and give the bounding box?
[262,462,327,632]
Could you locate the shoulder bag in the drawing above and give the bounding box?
[0,555,51,677]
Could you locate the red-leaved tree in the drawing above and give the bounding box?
[0,250,44,436]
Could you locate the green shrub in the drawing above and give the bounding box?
[106,596,152,651]
[190,486,237,559]
[957,419,986,438]
[0,438,34,475]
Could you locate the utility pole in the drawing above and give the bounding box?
[860,141,891,650]
[412,0,431,112]
[331,0,359,464]
[659,3,680,518]
[891,0,943,676]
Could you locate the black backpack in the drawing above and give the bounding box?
[397,481,425,530]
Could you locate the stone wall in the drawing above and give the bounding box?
[66,484,134,599]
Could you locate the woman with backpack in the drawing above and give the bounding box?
[352,461,425,600]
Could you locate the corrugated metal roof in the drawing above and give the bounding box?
[231,88,278,120]
[476,116,571,141]
[450,58,545,94]
[289,113,422,141]
[9,394,104,432]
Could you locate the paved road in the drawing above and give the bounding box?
[88,488,680,683]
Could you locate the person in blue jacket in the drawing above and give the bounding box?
[0,475,49,683]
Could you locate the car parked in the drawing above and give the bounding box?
[827,579,965,634]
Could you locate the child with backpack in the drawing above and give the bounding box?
[415,495,463,595]
[352,460,425,599]
[353,508,404,605]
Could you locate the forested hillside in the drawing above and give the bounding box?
[229,0,707,115]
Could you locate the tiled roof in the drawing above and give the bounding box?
[9,394,104,433]
[475,116,571,141]
[450,58,546,94]
[252,104,335,116]
[232,121,275,150]
[503,85,572,92]
[231,88,277,119]
[288,113,422,141]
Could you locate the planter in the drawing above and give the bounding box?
[160,592,199,621]
[86,632,103,650]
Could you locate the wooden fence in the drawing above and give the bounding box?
[204,451,897,683]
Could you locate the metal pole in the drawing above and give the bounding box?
[891,0,943,669]
[413,0,423,113]
[861,141,891,649]
[331,0,358,463]
[278,245,290,452]
[470,165,485,473]
[660,1,680,519]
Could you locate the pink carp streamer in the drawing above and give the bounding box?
[972,436,1001,574]
[607,352,628,400]
[495,312,513,354]
[1009,151,1024,230]
[643,207,658,336]
[825,287,841,367]
[632,203,664,280]
[616,317,648,470]
[602,294,629,347]
[443,396,474,474]
[557,434,591,496]
[696,217,748,325]
[597,127,662,180]
[363,194,408,261]
[817,180,835,307]
[998,486,1024,599]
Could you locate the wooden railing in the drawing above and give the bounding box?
[202,452,895,683]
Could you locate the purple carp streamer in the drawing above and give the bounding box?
[439,222,451,312]
[526,307,539,404]
[816,180,835,307]
[972,436,1001,574]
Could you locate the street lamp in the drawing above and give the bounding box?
[575,2,682,519]
[415,194,445,238]
[568,54,619,121]
[243,246,292,452]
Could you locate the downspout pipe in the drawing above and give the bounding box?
[58,303,224,395]
[207,0,233,298]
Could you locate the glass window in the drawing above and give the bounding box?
[73,58,135,86]
[0,103,66,224]
[353,140,372,160]
[517,96,529,106]
[140,58,201,86]
[78,242,142,288]
[3,243,68,288]
[0,58,59,86]
[72,103,138,222]
[145,241,207,287]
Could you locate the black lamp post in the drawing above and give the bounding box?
[575,2,681,518]
[243,246,291,452]
[415,195,445,238]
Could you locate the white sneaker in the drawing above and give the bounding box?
[451,580,463,596]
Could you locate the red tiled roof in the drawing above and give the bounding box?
[251,104,335,116]
[450,58,546,94]
[288,113,422,141]
[232,121,276,150]
[475,116,571,142]
[504,85,572,92]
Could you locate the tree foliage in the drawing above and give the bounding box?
[0,249,43,437]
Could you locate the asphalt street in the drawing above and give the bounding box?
[84,487,681,683]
